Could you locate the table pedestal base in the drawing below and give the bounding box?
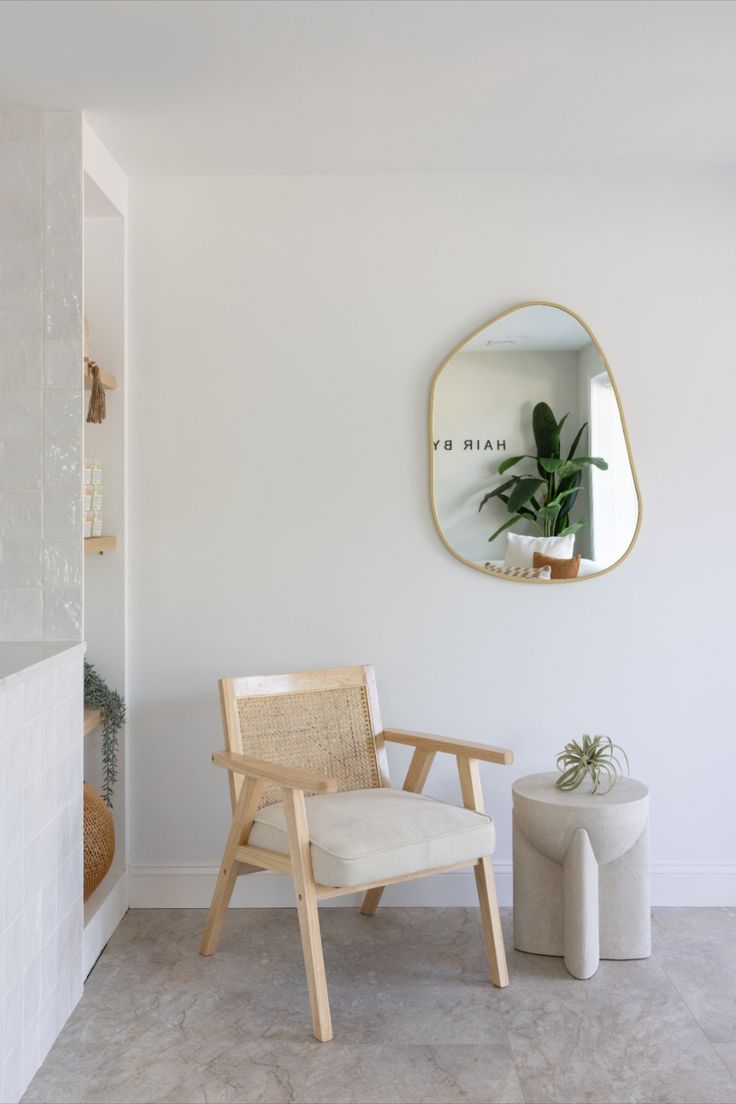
[513,812,650,979]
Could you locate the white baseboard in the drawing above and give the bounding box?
[83,869,129,976]
[129,863,736,909]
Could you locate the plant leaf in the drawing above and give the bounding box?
[479,479,515,512]
[507,477,545,514]
[556,470,583,520]
[567,421,588,460]
[487,515,529,543]
[547,486,583,508]
[558,519,587,536]
[538,457,566,473]
[537,502,561,522]
[497,455,534,475]
[532,402,561,459]
[572,456,609,470]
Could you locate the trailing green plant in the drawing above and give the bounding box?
[84,660,126,808]
[555,734,629,795]
[479,401,608,543]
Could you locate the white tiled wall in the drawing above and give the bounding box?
[0,648,83,1104]
[0,109,83,642]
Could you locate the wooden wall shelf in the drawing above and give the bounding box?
[84,536,117,555]
[84,707,102,736]
[84,361,117,391]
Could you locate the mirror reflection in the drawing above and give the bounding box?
[430,303,640,581]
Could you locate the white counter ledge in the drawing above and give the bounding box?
[0,640,85,1101]
[0,641,86,687]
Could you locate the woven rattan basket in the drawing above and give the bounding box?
[83,783,115,900]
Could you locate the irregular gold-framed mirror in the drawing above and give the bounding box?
[430,302,641,582]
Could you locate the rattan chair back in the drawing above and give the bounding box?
[220,666,390,808]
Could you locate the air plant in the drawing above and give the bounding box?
[555,734,629,795]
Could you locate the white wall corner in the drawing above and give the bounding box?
[83,119,128,217]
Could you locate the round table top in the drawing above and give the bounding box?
[512,771,648,808]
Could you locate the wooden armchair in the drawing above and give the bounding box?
[199,665,513,1042]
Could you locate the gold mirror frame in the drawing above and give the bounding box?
[429,301,643,583]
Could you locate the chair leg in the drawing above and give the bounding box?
[360,747,436,918]
[456,755,509,988]
[283,787,333,1042]
[475,856,509,987]
[360,886,384,916]
[200,776,263,956]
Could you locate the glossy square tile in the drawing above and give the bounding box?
[0,339,43,388]
[4,1038,24,1104]
[2,850,25,929]
[0,391,42,440]
[3,913,24,988]
[0,291,42,343]
[43,113,82,201]
[0,589,42,641]
[0,440,43,491]
[44,189,81,245]
[43,243,82,341]
[43,490,79,540]
[23,954,41,1028]
[0,111,42,192]
[42,590,82,641]
[0,193,43,295]
[0,726,24,801]
[43,341,82,390]
[0,541,43,588]
[3,974,23,1052]
[22,673,42,719]
[0,492,42,539]
[1,110,82,652]
[24,716,45,784]
[44,438,82,488]
[1,683,25,733]
[39,666,59,713]
[43,392,82,440]
[42,542,81,592]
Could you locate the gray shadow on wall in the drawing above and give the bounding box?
[129,692,232,866]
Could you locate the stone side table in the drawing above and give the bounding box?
[512,772,650,979]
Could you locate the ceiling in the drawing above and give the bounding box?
[1,0,735,177]
[464,306,591,353]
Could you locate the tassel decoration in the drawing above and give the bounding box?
[86,361,107,424]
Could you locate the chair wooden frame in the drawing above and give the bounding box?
[199,665,513,1042]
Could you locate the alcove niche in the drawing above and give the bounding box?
[81,124,128,974]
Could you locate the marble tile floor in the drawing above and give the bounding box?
[22,907,736,1104]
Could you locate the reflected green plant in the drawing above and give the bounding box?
[555,734,629,795]
[480,401,608,542]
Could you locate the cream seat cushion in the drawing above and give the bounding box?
[248,787,495,888]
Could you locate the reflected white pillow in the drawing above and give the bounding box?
[503,532,575,569]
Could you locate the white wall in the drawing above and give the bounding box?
[128,169,736,906]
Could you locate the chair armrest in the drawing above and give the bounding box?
[383,729,513,766]
[211,750,338,793]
